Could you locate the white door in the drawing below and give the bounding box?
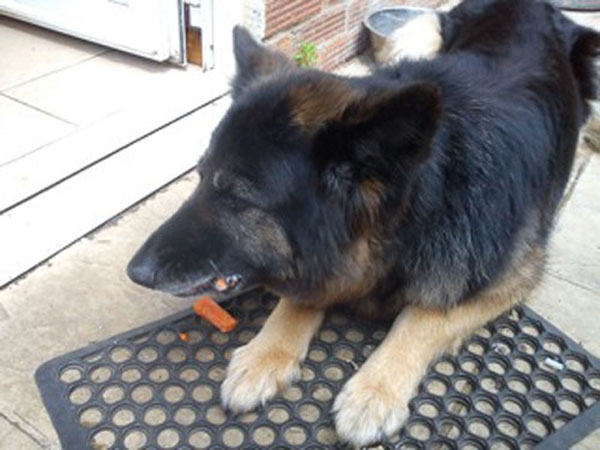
[0,0,186,64]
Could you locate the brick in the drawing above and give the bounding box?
[346,0,369,31]
[318,31,362,70]
[266,33,294,59]
[265,0,322,37]
[263,0,389,71]
[299,7,346,44]
[321,28,366,70]
[387,0,445,7]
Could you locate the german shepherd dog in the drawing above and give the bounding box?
[128,0,599,445]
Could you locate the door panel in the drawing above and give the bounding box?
[0,0,185,63]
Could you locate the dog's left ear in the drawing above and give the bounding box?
[302,80,442,166]
[232,26,291,98]
[304,80,442,229]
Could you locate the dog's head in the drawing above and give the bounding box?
[127,27,441,303]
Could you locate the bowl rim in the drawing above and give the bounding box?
[363,6,433,37]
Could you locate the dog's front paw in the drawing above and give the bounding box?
[221,341,301,413]
[333,370,410,447]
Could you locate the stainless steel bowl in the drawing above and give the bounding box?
[363,7,430,59]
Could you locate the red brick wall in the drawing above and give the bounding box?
[263,0,447,71]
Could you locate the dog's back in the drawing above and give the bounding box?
[372,0,600,308]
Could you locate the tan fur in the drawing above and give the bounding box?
[221,298,324,412]
[334,242,546,445]
[289,76,434,134]
[360,178,385,226]
[289,78,358,130]
[239,208,293,261]
[318,238,378,305]
[375,12,443,64]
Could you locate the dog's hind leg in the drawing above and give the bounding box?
[334,245,545,447]
[374,12,443,64]
[221,298,324,412]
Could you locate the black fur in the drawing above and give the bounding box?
[128,0,598,313]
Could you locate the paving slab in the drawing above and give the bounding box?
[0,16,105,92]
[549,154,600,292]
[0,408,58,450]
[0,425,47,450]
[4,51,196,126]
[0,94,74,166]
[528,153,600,356]
[0,417,13,445]
[575,429,600,450]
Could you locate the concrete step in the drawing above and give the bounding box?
[0,91,231,287]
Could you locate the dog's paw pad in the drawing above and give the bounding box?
[221,343,300,413]
[333,373,409,447]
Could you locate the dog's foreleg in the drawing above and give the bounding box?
[221,298,324,412]
[334,290,523,446]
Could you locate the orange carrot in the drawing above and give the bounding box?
[193,296,238,333]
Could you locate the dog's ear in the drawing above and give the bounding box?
[306,81,442,230]
[232,26,291,98]
[307,80,442,166]
[351,82,441,163]
[292,78,440,152]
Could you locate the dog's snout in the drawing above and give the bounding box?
[127,254,157,288]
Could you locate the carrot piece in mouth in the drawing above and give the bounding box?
[193,296,238,333]
[214,277,228,292]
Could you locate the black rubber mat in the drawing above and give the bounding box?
[36,290,600,449]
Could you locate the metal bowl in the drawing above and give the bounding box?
[363,6,431,60]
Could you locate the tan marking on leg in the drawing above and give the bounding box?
[334,244,545,446]
[375,12,443,64]
[221,298,324,412]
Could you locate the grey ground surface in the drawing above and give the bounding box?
[1,48,600,450]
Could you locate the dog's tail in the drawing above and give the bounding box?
[554,11,600,151]
[554,11,600,150]
[570,28,600,103]
[373,12,443,65]
[552,10,600,103]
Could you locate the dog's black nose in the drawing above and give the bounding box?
[127,256,157,288]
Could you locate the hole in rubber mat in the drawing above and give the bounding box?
[143,406,167,426]
[60,366,83,384]
[79,406,104,428]
[36,292,600,449]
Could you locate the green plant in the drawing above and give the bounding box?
[295,42,318,67]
